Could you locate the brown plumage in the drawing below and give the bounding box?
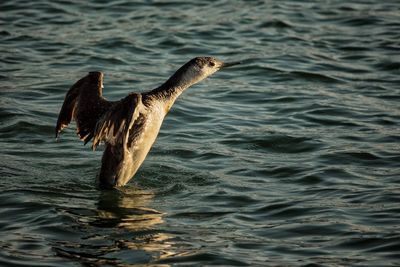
[56,72,112,146]
[55,57,240,188]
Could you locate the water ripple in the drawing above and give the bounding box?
[1,0,400,266]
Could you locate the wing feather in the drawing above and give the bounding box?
[55,71,112,144]
[92,93,142,150]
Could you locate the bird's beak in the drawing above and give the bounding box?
[220,61,242,69]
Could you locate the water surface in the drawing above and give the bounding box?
[1,0,400,266]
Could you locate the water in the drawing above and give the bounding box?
[1,0,400,266]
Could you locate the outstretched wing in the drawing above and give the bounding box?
[92,93,142,150]
[55,71,112,144]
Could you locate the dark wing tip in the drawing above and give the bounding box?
[88,71,103,78]
[55,71,108,144]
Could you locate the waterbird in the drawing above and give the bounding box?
[55,57,240,188]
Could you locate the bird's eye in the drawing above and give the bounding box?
[209,62,215,67]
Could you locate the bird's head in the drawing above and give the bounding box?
[165,57,241,89]
[184,57,240,84]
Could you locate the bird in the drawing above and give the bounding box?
[55,57,240,188]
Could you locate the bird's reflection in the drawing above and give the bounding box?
[95,186,177,261]
[54,186,177,266]
[94,186,164,230]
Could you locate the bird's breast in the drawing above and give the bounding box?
[131,103,165,149]
[115,102,166,186]
[126,103,165,163]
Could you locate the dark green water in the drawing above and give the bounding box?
[1,1,400,266]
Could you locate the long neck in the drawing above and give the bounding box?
[150,75,191,101]
[146,63,201,111]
